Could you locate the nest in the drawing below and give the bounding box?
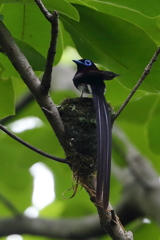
[58,97,114,191]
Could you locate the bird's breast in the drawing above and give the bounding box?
[77,83,92,94]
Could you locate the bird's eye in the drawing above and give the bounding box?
[84,60,92,66]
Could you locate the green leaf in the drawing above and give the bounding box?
[43,0,79,21]
[15,38,46,71]
[60,19,76,49]
[61,5,158,93]
[84,1,160,46]
[115,93,157,124]
[90,0,160,18]
[0,63,14,119]
[0,54,22,79]
[68,0,97,10]
[0,39,46,79]
[0,0,79,21]
[0,14,3,20]
[56,21,64,65]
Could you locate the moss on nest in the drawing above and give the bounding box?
[59,97,96,175]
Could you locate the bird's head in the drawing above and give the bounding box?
[72,59,98,72]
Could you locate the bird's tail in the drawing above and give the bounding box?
[91,84,112,209]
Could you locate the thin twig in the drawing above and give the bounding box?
[34,0,53,21]
[113,47,160,122]
[0,193,20,215]
[0,124,68,164]
[34,0,59,94]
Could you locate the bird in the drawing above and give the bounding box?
[72,59,119,209]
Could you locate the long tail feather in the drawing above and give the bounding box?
[91,85,112,209]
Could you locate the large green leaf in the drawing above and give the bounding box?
[68,0,97,10]
[83,1,160,46]
[90,0,160,18]
[15,38,46,71]
[0,0,79,21]
[0,63,14,119]
[59,19,76,49]
[0,38,46,73]
[115,93,157,124]
[61,5,159,93]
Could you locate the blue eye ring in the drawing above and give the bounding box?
[84,60,92,66]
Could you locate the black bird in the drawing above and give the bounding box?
[72,59,119,209]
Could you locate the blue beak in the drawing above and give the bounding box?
[72,60,83,65]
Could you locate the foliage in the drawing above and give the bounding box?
[0,0,160,239]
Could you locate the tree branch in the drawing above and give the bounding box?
[113,47,160,122]
[0,213,132,239]
[82,174,133,240]
[34,0,59,93]
[0,194,141,240]
[0,124,68,164]
[0,176,149,240]
[0,20,65,149]
[0,215,99,239]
